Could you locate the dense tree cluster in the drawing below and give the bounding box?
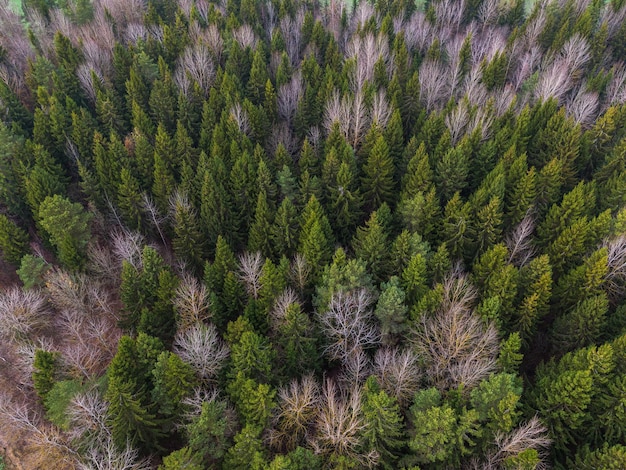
[1,0,626,467]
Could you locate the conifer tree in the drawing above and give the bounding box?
[117,168,144,231]
[38,195,92,270]
[362,135,396,210]
[171,192,205,273]
[361,377,406,469]
[298,196,334,275]
[375,277,409,345]
[248,190,275,259]
[0,214,29,265]
[187,400,234,466]
[352,208,392,282]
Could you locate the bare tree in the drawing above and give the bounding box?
[269,288,300,328]
[317,289,380,363]
[566,87,599,127]
[0,287,50,343]
[403,11,433,53]
[182,387,220,418]
[141,193,168,246]
[535,58,572,103]
[445,103,470,145]
[14,337,56,390]
[238,252,264,299]
[46,269,107,316]
[0,393,79,467]
[419,60,450,112]
[280,10,304,65]
[174,274,211,330]
[232,24,257,49]
[603,235,626,303]
[269,374,321,451]
[372,347,422,406]
[370,90,392,129]
[559,33,590,73]
[506,212,537,267]
[290,253,311,295]
[463,66,489,107]
[111,229,145,269]
[277,71,303,126]
[79,436,152,470]
[476,417,551,469]
[350,1,377,32]
[339,347,372,390]
[86,242,121,286]
[66,388,109,444]
[605,63,626,107]
[434,0,465,33]
[230,102,251,136]
[309,379,377,466]
[412,272,499,391]
[175,43,215,97]
[511,46,542,92]
[124,22,147,44]
[345,33,390,90]
[173,323,230,383]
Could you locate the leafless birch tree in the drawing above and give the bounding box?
[173,323,230,382]
[317,289,380,363]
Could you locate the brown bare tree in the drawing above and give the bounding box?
[269,374,320,452]
[412,272,500,391]
[0,287,50,344]
[372,347,422,406]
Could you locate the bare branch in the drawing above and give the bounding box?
[175,43,215,97]
[0,287,50,344]
[317,289,380,363]
[309,379,378,466]
[604,235,626,303]
[412,272,499,391]
[372,347,422,406]
[232,24,257,50]
[506,212,537,267]
[238,252,264,299]
[173,323,230,382]
[269,374,321,451]
[173,274,211,330]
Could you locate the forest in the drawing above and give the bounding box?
[1,0,626,467]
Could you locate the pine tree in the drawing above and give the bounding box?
[271,196,299,258]
[151,351,198,421]
[152,124,177,212]
[436,141,471,203]
[38,195,92,270]
[171,192,205,273]
[401,142,432,198]
[117,168,144,231]
[442,192,472,261]
[106,377,164,453]
[187,400,234,466]
[552,294,609,353]
[0,214,29,265]
[248,190,275,258]
[329,162,363,244]
[375,277,409,345]
[361,377,406,469]
[352,208,392,282]
[298,196,334,275]
[33,350,60,400]
[362,135,396,210]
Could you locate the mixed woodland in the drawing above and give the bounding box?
[2,0,626,467]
